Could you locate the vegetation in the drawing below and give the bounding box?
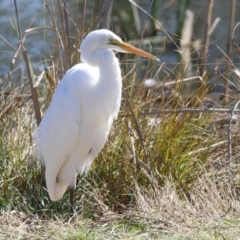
[0,0,240,239]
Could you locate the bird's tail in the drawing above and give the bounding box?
[46,168,68,201]
[52,182,68,201]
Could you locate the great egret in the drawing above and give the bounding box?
[36,29,159,213]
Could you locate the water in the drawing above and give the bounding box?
[0,0,240,80]
[0,1,47,76]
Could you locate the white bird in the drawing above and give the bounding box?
[36,29,159,213]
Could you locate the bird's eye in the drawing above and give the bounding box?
[108,38,118,45]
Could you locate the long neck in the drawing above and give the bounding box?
[98,50,122,90]
[81,48,122,115]
[95,50,122,117]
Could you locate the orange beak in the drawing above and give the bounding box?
[117,41,159,61]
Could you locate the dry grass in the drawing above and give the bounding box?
[1,181,240,239]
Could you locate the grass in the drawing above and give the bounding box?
[0,0,240,239]
[1,191,240,239]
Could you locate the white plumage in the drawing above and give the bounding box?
[36,29,158,203]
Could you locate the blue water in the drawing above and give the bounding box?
[0,1,48,76]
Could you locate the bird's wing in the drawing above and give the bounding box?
[36,63,98,174]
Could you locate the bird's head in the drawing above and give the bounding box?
[80,29,159,64]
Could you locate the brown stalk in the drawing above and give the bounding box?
[199,0,215,77]
[81,0,87,34]
[225,0,236,105]
[73,0,86,64]
[63,0,70,67]
[57,0,71,70]
[47,2,64,79]
[13,0,41,126]
[23,50,41,126]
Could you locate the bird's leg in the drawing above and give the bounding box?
[69,187,75,216]
[69,174,77,216]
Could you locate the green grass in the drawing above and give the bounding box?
[0,0,240,239]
